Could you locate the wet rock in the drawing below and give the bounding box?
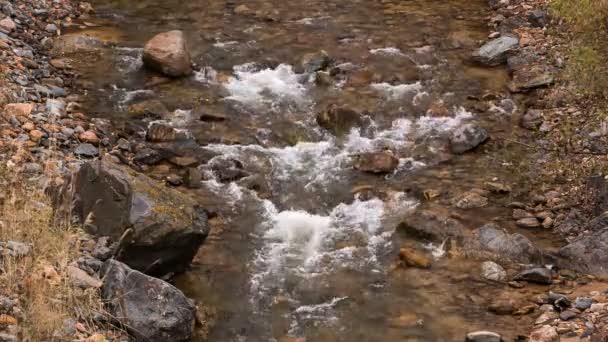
[509,65,555,93]
[514,267,552,285]
[574,297,594,311]
[484,182,511,194]
[128,99,169,119]
[185,167,202,189]
[51,33,104,55]
[353,151,398,174]
[481,261,507,282]
[521,109,543,130]
[134,147,164,165]
[529,325,558,342]
[143,30,192,77]
[166,174,183,186]
[74,143,99,157]
[528,9,549,28]
[470,224,540,263]
[472,36,519,66]
[316,104,363,135]
[301,50,330,73]
[466,331,503,342]
[101,260,195,341]
[548,292,571,310]
[146,122,189,142]
[397,208,465,242]
[513,209,533,220]
[54,157,209,277]
[452,191,488,209]
[449,123,489,154]
[399,247,432,269]
[66,265,102,289]
[558,227,608,278]
[516,217,541,228]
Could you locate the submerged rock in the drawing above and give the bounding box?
[472,36,519,66]
[51,33,104,56]
[449,123,489,154]
[54,157,209,277]
[528,325,558,342]
[399,247,432,269]
[143,30,192,77]
[353,151,399,174]
[101,260,196,341]
[316,104,363,135]
[451,191,488,209]
[146,122,189,142]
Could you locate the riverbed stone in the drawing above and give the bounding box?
[529,325,558,342]
[451,191,488,209]
[399,247,432,269]
[301,50,330,73]
[558,227,608,278]
[472,36,519,66]
[74,143,99,157]
[397,207,465,242]
[54,157,209,277]
[574,297,594,311]
[146,122,189,142]
[522,109,543,129]
[449,123,489,154]
[143,30,192,77]
[316,104,363,135]
[514,267,552,285]
[353,151,399,174]
[516,217,541,228]
[51,33,104,55]
[101,260,195,341]
[481,261,507,282]
[466,331,503,342]
[469,224,540,263]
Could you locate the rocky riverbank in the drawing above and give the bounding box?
[0,1,211,340]
[2,0,608,340]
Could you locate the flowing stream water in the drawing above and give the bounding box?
[69,0,566,340]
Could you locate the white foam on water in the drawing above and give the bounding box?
[207,117,418,190]
[213,40,239,48]
[288,296,348,335]
[370,82,422,100]
[370,47,404,56]
[415,106,474,137]
[250,192,418,302]
[224,63,308,106]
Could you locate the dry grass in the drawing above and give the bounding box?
[0,163,113,340]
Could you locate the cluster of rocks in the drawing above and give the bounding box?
[0,1,212,340]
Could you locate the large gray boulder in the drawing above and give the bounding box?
[558,228,608,278]
[55,157,208,276]
[143,30,192,77]
[468,224,541,263]
[101,260,196,341]
[472,36,519,66]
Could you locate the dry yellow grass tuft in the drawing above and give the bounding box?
[0,164,115,340]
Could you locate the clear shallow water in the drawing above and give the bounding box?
[73,0,561,340]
